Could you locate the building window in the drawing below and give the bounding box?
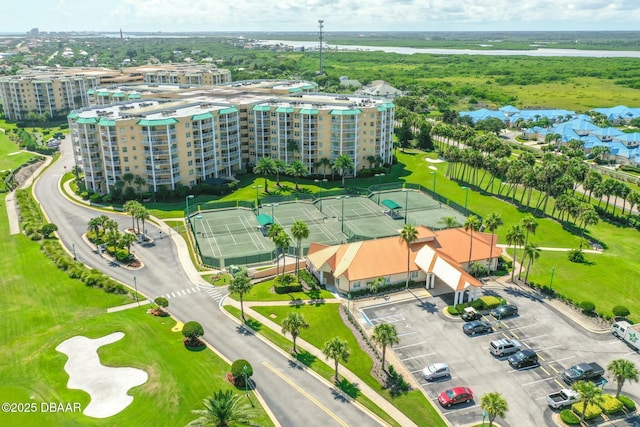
[123,157,128,162]
[353,281,361,289]
[186,141,192,147]
[185,123,190,128]
[122,147,127,153]
[188,160,193,166]
[124,166,130,172]
[411,271,419,279]
[187,151,192,157]
[186,132,191,138]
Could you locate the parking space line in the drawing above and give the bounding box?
[519,334,549,342]
[397,331,418,337]
[394,341,426,350]
[540,366,551,376]
[400,352,435,362]
[538,354,546,362]
[534,344,561,352]
[553,379,565,388]
[439,404,478,414]
[546,356,576,365]
[369,314,406,325]
[522,377,558,386]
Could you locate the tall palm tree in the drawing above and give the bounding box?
[438,216,460,229]
[323,337,350,383]
[228,273,253,320]
[332,155,354,188]
[400,224,418,289]
[518,214,538,279]
[463,215,482,270]
[607,359,638,398]
[281,312,310,353]
[523,242,541,284]
[267,223,285,276]
[480,392,508,427]
[187,389,257,427]
[572,380,603,423]
[505,224,525,281]
[274,232,291,278]
[135,206,150,236]
[371,323,400,371]
[121,172,135,190]
[285,160,309,191]
[133,175,146,198]
[123,200,142,233]
[290,220,310,278]
[253,157,277,193]
[483,212,503,274]
[369,276,386,298]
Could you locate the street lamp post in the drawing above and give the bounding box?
[482,410,487,427]
[375,173,385,204]
[338,196,350,233]
[461,186,469,214]
[429,171,437,196]
[252,185,262,214]
[404,189,410,225]
[185,194,194,219]
[550,265,556,291]
[72,243,77,260]
[497,297,505,328]
[243,365,249,397]
[270,203,279,222]
[133,275,139,306]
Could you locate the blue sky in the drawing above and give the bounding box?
[5,0,640,33]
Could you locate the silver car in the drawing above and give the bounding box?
[422,362,450,381]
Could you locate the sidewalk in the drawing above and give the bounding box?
[223,297,419,427]
[6,155,53,235]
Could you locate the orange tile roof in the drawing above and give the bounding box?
[429,228,502,264]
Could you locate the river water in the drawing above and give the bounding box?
[258,40,640,58]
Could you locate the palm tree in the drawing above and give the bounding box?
[523,242,541,284]
[332,155,354,188]
[121,172,135,189]
[123,200,142,233]
[274,232,291,278]
[253,157,277,193]
[228,273,253,320]
[400,224,418,289]
[87,217,102,235]
[274,159,286,187]
[518,214,538,279]
[121,232,137,254]
[267,224,285,276]
[285,160,309,191]
[317,157,331,179]
[607,359,638,398]
[290,220,310,278]
[135,206,150,236]
[483,212,503,274]
[481,392,508,427]
[572,380,603,423]
[369,276,386,298]
[506,224,525,281]
[323,337,350,382]
[133,175,146,198]
[371,323,400,372]
[187,389,257,427]
[463,215,482,270]
[281,312,310,353]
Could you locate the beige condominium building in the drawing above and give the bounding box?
[0,64,231,121]
[67,80,395,195]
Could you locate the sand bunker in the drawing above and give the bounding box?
[56,332,148,418]
[425,157,445,163]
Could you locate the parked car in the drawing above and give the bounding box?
[489,338,522,357]
[490,304,518,319]
[546,389,581,409]
[508,349,539,369]
[422,362,450,381]
[461,307,481,321]
[438,386,474,408]
[463,320,493,336]
[562,362,605,384]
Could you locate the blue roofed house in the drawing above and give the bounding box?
[593,106,640,125]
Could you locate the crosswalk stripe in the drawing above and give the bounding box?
[187,288,192,294]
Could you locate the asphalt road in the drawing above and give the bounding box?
[34,139,382,427]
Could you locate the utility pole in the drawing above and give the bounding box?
[318,19,324,74]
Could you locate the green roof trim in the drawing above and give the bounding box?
[67,111,79,119]
[252,105,271,112]
[329,109,362,116]
[377,105,387,112]
[288,87,302,93]
[302,84,315,90]
[137,118,179,126]
[113,92,125,98]
[299,108,318,115]
[219,107,239,115]
[257,214,274,227]
[384,102,395,108]
[98,118,116,126]
[191,112,214,121]
[97,91,110,97]
[76,117,98,124]
[382,199,402,210]
[276,107,295,113]
[87,89,95,95]
[127,93,142,99]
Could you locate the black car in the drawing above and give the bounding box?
[490,304,518,319]
[508,349,539,369]
[463,320,493,336]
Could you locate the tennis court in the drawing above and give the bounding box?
[319,196,400,239]
[375,189,467,229]
[266,202,345,247]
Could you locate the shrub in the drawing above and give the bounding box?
[470,299,486,310]
[571,402,602,421]
[274,274,303,294]
[230,359,253,386]
[599,394,623,415]
[182,321,204,347]
[559,409,580,425]
[580,301,596,314]
[568,249,586,263]
[612,305,630,318]
[115,248,130,262]
[617,395,635,411]
[479,295,501,309]
[447,306,459,315]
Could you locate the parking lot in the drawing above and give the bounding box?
[361,284,640,427]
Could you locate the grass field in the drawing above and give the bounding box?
[0,130,36,172]
[0,190,273,425]
[251,303,446,427]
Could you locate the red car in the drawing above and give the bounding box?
[438,386,474,408]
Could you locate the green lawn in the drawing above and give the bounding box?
[240,279,335,302]
[251,304,446,427]
[0,194,273,426]
[0,130,35,172]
